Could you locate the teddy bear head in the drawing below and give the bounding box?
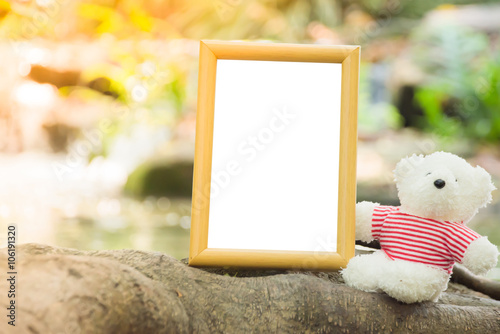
[393,151,496,223]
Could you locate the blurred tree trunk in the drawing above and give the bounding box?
[2,244,499,333]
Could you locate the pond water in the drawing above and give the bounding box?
[48,195,500,281]
[4,193,499,280]
[0,153,192,259]
[0,152,498,281]
[53,197,192,260]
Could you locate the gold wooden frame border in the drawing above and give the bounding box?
[189,40,359,271]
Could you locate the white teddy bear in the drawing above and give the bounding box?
[342,151,499,303]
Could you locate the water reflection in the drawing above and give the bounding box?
[54,197,191,259]
[0,152,191,260]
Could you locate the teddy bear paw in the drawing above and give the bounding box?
[342,251,388,292]
[461,237,499,276]
[378,260,450,304]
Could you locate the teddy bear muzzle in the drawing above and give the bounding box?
[434,179,446,189]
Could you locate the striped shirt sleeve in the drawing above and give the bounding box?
[371,206,399,240]
[443,222,481,263]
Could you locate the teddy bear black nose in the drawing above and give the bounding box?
[434,179,446,189]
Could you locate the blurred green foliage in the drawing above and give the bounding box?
[411,24,500,142]
[358,62,403,134]
[1,0,500,147]
[357,0,500,19]
[1,0,498,41]
[0,0,342,42]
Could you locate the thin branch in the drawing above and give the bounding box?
[451,264,500,301]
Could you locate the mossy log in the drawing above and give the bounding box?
[1,244,499,333]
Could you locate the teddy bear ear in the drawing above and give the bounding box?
[474,165,497,195]
[393,154,424,181]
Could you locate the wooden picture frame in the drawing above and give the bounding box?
[189,40,359,271]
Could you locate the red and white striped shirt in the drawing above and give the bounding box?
[371,206,480,273]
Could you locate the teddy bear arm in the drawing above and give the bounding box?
[460,237,499,276]
[355,201,380,242]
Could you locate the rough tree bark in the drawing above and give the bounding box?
[1,244,499,334]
